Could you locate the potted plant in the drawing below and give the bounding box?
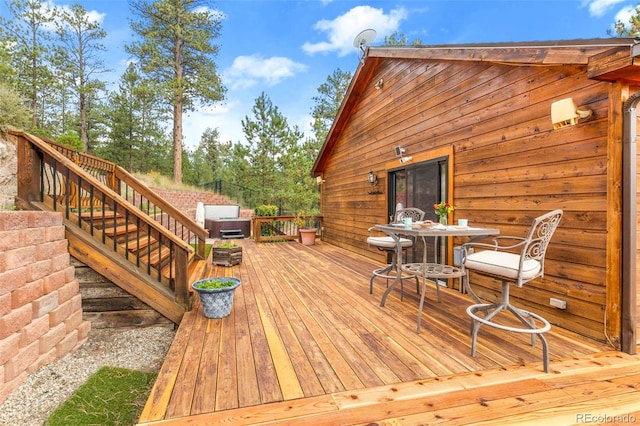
[192,277,241,318]
[296,210,318,245]
[212,241,242,266]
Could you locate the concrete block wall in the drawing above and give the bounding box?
[0,211,91,404]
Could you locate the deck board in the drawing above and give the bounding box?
[138,239,638,425]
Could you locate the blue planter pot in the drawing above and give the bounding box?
[192,277,241,318]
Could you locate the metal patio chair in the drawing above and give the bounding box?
[461,209,563,372]
[367,208,425,298]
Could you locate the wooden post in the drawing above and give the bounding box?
[14,133,41,207]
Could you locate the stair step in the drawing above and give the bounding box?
[103,224,138,237]
[220,229,245,239]
[141,246,172,267]
[128,236,158,251]
[80,210,121,220]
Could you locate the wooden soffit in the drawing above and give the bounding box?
[587,45,640,84]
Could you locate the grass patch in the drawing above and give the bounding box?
[45,366,157,426]
[191,243,212,259]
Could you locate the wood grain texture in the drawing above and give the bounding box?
[138,239,625,424]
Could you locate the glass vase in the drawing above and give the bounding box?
[439,215,448,226]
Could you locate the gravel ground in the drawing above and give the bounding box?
[0,326,176,426]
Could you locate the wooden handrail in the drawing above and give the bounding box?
[15,130,207,259]
[11,129,197,311]
[114,166,208,258]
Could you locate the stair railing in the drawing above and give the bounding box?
[21,133,207,260]
[11,130,201,309]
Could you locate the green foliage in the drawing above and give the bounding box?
[44,366,156,426]
[216,241,238,249]
[93,62,172,175]
[296,210,318,229]
[310,68,352,147]
[611,4,640,36]
[254,204,278,216]
[189,242,212,259]
[384,31,422,46]
[53,3,108,153]
[194,278,235,289]
[0,83,31,130]
[56,131,83,151]
[0,0,57,130]
[239,92,318,213]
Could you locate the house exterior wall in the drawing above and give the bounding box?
[320,57,617,342]
[636,112,640,346]
[0,211,91,404]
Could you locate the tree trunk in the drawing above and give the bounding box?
[173,100,182,183]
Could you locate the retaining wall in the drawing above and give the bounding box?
[0,211,91,404]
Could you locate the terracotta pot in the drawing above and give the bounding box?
[299,228,317,245]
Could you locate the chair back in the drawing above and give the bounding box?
[395,208,425,223]
[520,209,563,281]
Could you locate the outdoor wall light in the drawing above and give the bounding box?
[374,78,384,90]
[551,98,593,129]
[368,171,378,186]
[316,176,325,185]
[368,171,383,194]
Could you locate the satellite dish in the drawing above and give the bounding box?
[353,28,376,60]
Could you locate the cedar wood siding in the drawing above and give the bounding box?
[636,106,640,346]
[316,44,635,345]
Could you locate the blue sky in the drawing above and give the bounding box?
[4,0,636,149]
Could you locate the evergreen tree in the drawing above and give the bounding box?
[0,82,31,129]
[127,0,226,184]
[310,68,352,151]
[53,3,108,153]
[384,31,422,46]
[0,0,57,129]
[241,92,305,208]
[98,62,168,173]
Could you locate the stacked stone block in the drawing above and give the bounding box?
[0,211,91,404]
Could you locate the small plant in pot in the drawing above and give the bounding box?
[192,277,241,318]
[296,210,318,245]
[212,241,242,266]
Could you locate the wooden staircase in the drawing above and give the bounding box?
[9,130,208,325]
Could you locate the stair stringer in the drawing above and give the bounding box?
[64,224,188,325]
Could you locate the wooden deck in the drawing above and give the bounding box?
[138,239,640,425]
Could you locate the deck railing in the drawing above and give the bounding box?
[252,215,322,242]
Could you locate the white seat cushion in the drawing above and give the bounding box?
[464,250,541,282]
[367,236,413,249]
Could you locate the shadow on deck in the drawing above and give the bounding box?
[138,239,640,425]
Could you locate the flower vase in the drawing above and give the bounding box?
[439,216,448,226]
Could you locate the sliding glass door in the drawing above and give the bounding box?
[388,157,449,263]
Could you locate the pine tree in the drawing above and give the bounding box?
[127,0,226,183]
[53,3,108,153]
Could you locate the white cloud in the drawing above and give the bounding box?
[613,4,636,29]
[302,5,408,57]
[224,55,308,90]
[56,2,105,24]
[585,0,625,17]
